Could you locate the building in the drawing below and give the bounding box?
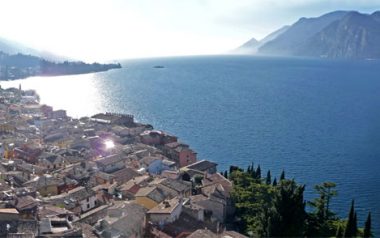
[37,152,66,171]
[95,154,125,173]
[139,130,177,145]
[155,178,192,198]
[46,186,97,215]
[91,113,135,127]
[147,197,183,226]
[94,202,147,238]
[185,160,218,174]
[135,186,167,209]
[164,142,197,168]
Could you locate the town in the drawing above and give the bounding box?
[0,85,245,238]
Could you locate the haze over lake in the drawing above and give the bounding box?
[2,55,379,232]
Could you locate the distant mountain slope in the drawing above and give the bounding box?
[0,51,121,80]
[295,11,380,58]
[233,37,259,54]
[258,11,349,56]
[0,37,69,61]
[238,10,380,59]
[233,26,290,54]
[258,25,290,46]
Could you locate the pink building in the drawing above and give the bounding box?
[163,142,197,168]
[178,147,197,168]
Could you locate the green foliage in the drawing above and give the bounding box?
[193,175,203,185]
[306,182,339,236]
[344,200,358,237]
[255,165,261,179]
[265,170,271,185]
[363,212,372,238]
[268,179,306,237]
[231,168,306,237]
[272,177,277,186]
[230,165,369,238]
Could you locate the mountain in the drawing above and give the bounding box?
[257,25,290,46]
[234,37,259,54]
[258,11,348,56]
[238,10,380,59]
[0,37,69,61]
[234,26,289,54]
[294,11,380,58]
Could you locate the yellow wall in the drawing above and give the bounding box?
[135,196,158,209]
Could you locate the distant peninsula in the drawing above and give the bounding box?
[0,51,121,80]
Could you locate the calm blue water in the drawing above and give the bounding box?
[2,55,379,232]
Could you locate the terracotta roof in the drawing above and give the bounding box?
[96,154,124,167]
[202,173,233,194]
[158,178,191,193]
[135,186,166,203]
[185,160,217,172]
[111,167,139,185]
[147,197,181,214]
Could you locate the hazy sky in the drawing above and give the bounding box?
[1,0,379,61]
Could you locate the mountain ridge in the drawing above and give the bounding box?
[0,36,71,61]
[236,10,380,59]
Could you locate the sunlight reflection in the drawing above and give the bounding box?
[0,74,104,118]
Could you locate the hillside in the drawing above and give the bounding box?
[0,51,121,80]
[238,10,380,59]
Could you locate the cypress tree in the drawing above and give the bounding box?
[272,177,277,186]
[251,165,256,179]
[229,165,239,174]
[363,212,372,238]
[247,165,252,174]
[353,212,357,235]
[280,170,285,180]
[344,200,357,237]
[266,170,271,185]
[256,165,261,179]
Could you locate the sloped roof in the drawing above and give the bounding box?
[185,160,217,172]
[110,167,139,185]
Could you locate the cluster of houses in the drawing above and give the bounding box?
[0,85,246,238]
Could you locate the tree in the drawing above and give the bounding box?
[363,212,372,238]
[280,170,285,180]
[266,170,271,185]
[256,165,261,179]
[247,164,252,174]
[309,182,337,221]
[267,179,307,237]
[344,200,357,237]
[272,177,277,186]
[223,170,228,178]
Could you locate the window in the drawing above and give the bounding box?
[87,204,90,209]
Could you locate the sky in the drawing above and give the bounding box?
[0,0,379,61]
